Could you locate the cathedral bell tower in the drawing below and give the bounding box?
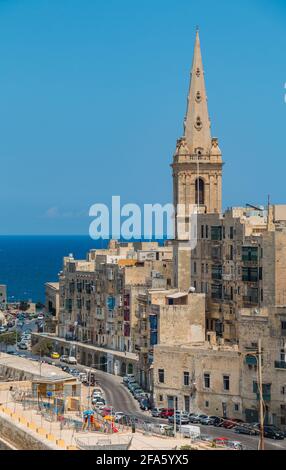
[172,29,224,290]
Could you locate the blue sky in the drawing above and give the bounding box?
[0,0,285,234]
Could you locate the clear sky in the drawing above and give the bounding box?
[0,0,285,235]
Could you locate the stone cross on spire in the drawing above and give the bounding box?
[184,29,212,155]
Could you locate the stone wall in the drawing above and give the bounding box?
[0,412,56,450]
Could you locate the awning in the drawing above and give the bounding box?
[166,292,188,299]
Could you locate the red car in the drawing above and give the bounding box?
[160,408,174,419]
[222,418,244,429]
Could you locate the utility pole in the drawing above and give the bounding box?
[173,397,177,438]
[258,338,264,451]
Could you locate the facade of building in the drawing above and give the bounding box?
[0,285,7,311]
[52,241,173,374]
[45,282,60,333]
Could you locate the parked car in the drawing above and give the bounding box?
[128,384,140,393]
[263,425,284,440]
[189,414,203,424]
[222,418,244,429]
[160,408,174,419]
[235,424,258,436]
[66,356,77,365]
[168,414,190,425]
[60,355,68,363]
[18,342,28,350]
[123,375,135,385]
[139,398,151,411]
[151,407,163,418]
[92,397,106,405]
[196,414,209,424]
[79,373,87,382]
[50,352,60,359]
[200,415,217,426]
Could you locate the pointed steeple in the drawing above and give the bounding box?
[184,29,212,155]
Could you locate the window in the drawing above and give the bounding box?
[194,262,197,274]
[223,375,230,391]
[242,246,258,262]
[195,117,202,130]
[281,321,286,333]
[205,401,209,408]
[211,226,222,241]
[183,371,190,386]
[201,263,204,274]
[212,265,222,280]
[204,373,210,389]
[201,225,205,239]
[206,225,209,239]
[242,267,259,282]
[234,404,239,412]
[184,396,190,413]
[158,369,165,383]
[195,178,204,205]
[230,227,234,239]
[159,395,163,401]
[211,283,222,300]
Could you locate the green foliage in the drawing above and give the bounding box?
[0,331,17,346]
[32,338,53,356]
[19,301,30,312]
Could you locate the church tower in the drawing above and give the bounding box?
[172,29,223,290]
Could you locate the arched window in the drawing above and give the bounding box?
[195,178,205,205]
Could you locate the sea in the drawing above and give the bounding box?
[0,236,108,303]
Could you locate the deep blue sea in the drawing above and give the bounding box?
[0,236,107,303]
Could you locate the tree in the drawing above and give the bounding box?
[19,301,30,312]
[0,331,17,351]
[32,338,53,356]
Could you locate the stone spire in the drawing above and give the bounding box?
[184,29,212,155]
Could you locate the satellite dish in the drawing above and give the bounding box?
[188,286,196,293]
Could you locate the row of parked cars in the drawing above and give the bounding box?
[151,409,286,440]
[123,375,151,411]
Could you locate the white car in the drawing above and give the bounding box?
[60,355,68,362]
[66,356,77,365]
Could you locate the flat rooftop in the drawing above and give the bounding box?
[0,353,73,382]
